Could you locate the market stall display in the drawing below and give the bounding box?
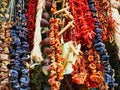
[0,0,120,90]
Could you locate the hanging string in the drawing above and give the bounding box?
[87,0,116,89]
[9,0,30,89]
[26,0,38,50]
[0,0,15,89]
[68,0,106,89]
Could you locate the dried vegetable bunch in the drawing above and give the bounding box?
[68,0,103,88]
[65,0,116,89]
[30,0,52,89]
[40,0,52,75]
[0,0,14,90]
[26,0,38,50]
[69,0,95,44]
[0,0,119,90]
[9,0,30,89]
[48,2,64,90]
[87,0,116,88]
[41,0,75,89]
[72,48,104,89]
[0,22,13,90]
[94,0,116,42]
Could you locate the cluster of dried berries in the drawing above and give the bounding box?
[69,0,95,44]
[88,0,115,88]
[9,0,30,89]
[26,0,38,50]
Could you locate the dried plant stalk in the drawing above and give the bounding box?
[58,21,73,35]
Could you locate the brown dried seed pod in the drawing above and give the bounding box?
[44,47,53,55]
[41,37,50,45]
[42,58,50,65]
[45,1,52,10]
[42,12,50,19]
[40,18,49,27]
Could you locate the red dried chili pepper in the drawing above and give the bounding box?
[69,0,95,44]
[26,0,38,50]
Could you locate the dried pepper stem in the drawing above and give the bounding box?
[58,20,74,35]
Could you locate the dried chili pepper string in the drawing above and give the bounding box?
[63,20,71,42]
[63,19,76,42]
[9,0,30,89]
[69,0,95,44]
[88,0,115,88]
[55,20,64,82]
[68,0,88,86]
[69,0,100,88]
[68,0,107,89]
[26,0,38,50]
[48,2,64,90]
